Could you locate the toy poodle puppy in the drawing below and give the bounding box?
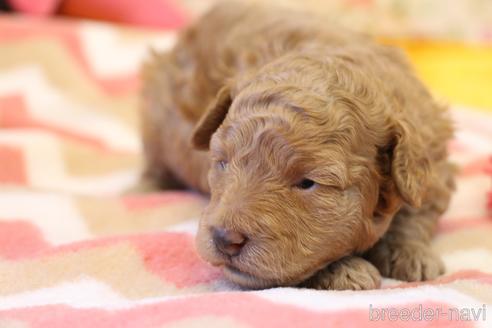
[139,2,455,290]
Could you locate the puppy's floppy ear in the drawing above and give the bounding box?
[191,86,232,150]
[390,118,431,208]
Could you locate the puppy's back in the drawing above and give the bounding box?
[163,2,367,121]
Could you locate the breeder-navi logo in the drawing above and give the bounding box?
[369,304,487,322]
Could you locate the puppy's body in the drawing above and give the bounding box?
[141,2,454,289]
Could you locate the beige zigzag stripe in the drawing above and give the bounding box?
[0,244,181,299]
[62,139,140,176]
[0,319,28,328]
[450,280,492,305]
[77,197,206,236]
[434,227,492,253]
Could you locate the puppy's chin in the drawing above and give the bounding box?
[222,264,279,289]
[222,261,325,289]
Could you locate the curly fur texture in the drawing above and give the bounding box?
[140,2,455,290]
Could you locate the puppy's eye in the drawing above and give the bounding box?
[294,178,316,190]
[217,160,228,170]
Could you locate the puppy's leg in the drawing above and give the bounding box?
[364,209,445,281]
[301,256,381,290]
[364,163,455,281]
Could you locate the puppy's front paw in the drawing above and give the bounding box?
[365,240,445,282]
[301,256,381,290]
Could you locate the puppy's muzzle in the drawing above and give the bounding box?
[212,227,247,257]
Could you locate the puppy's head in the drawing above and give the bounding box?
[191,56,431,288]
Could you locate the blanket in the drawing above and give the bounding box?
[0,10,491,328]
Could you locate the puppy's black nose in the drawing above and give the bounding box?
[212,227,247,257]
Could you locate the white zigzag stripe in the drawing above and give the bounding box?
[453,129,492,155]
[0,278,129,310]
[453,106,492,139]
[445,175,490,219]
[79,22,176,78]
[0,190,91,245]
[0,66,139,152]
[442,248,492,274]
[256,284,490,327]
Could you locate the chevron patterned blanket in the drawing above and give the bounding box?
[0,9,491,328]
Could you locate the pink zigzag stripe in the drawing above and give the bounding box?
[0,220,50,260]
[0,145,27,184]
[459,157,492,176]
[0,296,475,328]
[437,217,492,234]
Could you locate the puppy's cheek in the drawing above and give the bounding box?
[207,169,222,191]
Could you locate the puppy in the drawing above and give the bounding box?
[140,2,455,290]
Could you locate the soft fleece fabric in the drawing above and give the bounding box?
[0,2,491,327]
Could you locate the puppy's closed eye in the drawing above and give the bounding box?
[217,160,228,170]
[309,166,349,190]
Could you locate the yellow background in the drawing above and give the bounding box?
[386,40,492,112]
